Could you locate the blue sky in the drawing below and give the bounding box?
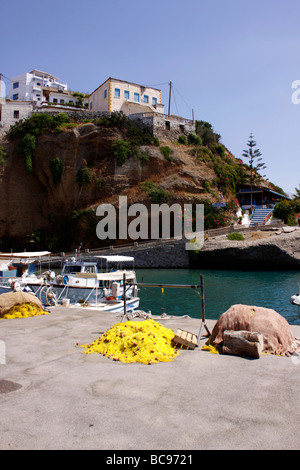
[2,0,300,195]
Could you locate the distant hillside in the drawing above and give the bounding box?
[0,112,272,252]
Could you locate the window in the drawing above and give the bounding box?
[104,89,107,98]
[53,98,58,103]
[124,90,129,99]
[115,88,120,98]
[90,102,93,110]
[134,92,140,102]
[60,99,64,104]
[152,97,157,106]
[13,110,19,119]
[143,95,149,103]
[12,94,19,100]
[13,82,19,89]
[85,265,96,273]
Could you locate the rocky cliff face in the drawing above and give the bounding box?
[0,122,219,250]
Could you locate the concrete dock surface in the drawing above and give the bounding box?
[0,305,299,450]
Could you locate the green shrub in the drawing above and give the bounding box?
[55,122,78,130]
[50,157,65,186]
[227,232,245,241]
[286,214,298,226]
[16,133,36,173]
[194,146,214,162]
[138,151,150,163]
[178,134,187,144]
[141,180,170,203]
[211,143,225,157]
[54,112,70,126]
[194,198,230,230]
[160,146,173,161]
[76,166,95,187]
[95,177,103,189]
[0,145,7,166]
[195,120,221,146]
[188,132,202,146]
[273,199,300,224]
[203,181,211,192]
[112,140,136,165]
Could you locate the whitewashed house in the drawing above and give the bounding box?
[8,69,68,105]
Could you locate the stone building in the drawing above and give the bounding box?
[88,77,165,115]
[0,98,33,135]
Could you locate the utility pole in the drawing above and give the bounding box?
[168,81,172,117]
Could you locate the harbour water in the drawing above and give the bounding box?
[135,269,300,325]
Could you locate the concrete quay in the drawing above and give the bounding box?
[0,305,299,450]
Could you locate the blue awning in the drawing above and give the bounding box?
[237,187,290,200]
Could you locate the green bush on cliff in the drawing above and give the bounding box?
[195,120,221,146]
[113,140,137,165]
[178,134,187,144]
[0,145,7,166]
[188,132,202,146]
[160,146,173,161]
[7,112,70,139]
[141,180,171,203]
[16,133,36,174]
[76,166,95,187]
[94,112,160,150]
[50,157,65,186]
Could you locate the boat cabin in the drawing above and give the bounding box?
[62,258,98,275]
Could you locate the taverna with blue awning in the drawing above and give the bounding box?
[237,184,291,210]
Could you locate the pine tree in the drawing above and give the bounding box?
[293,185,300,200]
[242,133,267,209]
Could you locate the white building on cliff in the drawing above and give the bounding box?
[8,69,68,104]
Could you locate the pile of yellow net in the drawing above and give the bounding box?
[80,319,179,364]
[0,302,49,319]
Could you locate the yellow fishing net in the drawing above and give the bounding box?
[0,302,49,319]
[80,319,179,364]
[201,337,219,354]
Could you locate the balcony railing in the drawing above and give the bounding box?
[128,111,194,124]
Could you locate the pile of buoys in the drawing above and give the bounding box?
[1,302,49,319]
[80,319,179,364]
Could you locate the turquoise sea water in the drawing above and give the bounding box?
[135,269,300,325]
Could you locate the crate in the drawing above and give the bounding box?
[173,328,198,350]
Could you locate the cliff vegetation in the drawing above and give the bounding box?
[0,112,273,252]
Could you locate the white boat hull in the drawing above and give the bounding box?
[70,297,140,313]
[290,294,300,306]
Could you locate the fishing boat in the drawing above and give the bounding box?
[0,252,140,312]
[68,269,140,312]
[26,254,139,312]
[0,251,51,295]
